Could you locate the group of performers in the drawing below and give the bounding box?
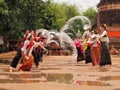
[10,30,48,72]
[74,24,112,67]
[9,24,112,72]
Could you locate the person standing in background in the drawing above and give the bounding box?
[83,35,92,64]
[82,25,91,64]
[99,25,112,67]
[89,33,100,66]
[74,35,84,62]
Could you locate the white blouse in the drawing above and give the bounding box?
[21,40,40,57]
[99,30,109,43]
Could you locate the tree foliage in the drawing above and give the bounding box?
[83,7,97,23]
[0,0,97,41]
[0,0,80,40]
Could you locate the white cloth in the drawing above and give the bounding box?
[21,40,36,57]
[21,40,30,55]
[99,31,109,43]
[21,40,43,59]
[88,34,100,47]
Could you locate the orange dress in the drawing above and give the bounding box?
[90,40,100,66]
[18,40,35,71]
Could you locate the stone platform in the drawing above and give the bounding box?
[0,52,120,90]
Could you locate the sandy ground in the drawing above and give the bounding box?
[0,51,120,90]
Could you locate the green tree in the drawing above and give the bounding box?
[64,4,80,19]
[83,7,97,23]
[46,3,80,31]
[0,0,81,40]
[0,0,46,40]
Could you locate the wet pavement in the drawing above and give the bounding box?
[0,54,120,90]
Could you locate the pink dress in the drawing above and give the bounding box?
[74,39,84,62]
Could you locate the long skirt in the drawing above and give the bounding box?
[18,51,34,71]
[90,46,100,66]
[76,47,84,62]
[32,47,43,68]
[85,46,92,64]
[10,48,21,68]
[100,42,112,66]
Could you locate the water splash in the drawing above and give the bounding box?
[59,16,91,55]
[36,29,58,45]
[35,16,91,56]
[60,16,91,32]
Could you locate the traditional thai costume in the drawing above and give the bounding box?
[19,39,36,71]
[99,30,112,66]
[83,38,92,64]
[74,38,84,62]
[89,34,100,66]
[10,33,29,71]
[32,36,46,68]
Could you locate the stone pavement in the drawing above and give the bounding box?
[0,52,120,90]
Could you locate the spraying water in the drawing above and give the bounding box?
[60,16,91,55]
[36,16,91,56]
[60,16,91,32]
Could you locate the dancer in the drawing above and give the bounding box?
[99,25,112,67]
[83,35,92,64]
[89,32,100,66]
[18,32,48,71]
[18,34,35,71]
[9,29,30,72]
[82,25,91,64]
[32,32,47,68]
[74,36,84,62]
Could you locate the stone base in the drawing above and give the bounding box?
[109,37,120,49]
[48,49,72,56]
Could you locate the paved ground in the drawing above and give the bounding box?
[0,52,120,90]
